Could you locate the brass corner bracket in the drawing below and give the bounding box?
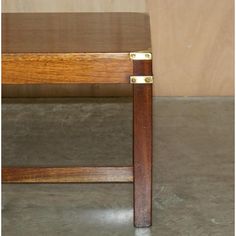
[130,76,153,84]
[129,52,152,60]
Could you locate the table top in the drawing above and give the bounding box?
[2,13,151,54]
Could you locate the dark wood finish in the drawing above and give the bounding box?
[133,60,153,227]
[2,13,151,53]
[2,84,132,97]
[2,12,151,85]
[2,12,153,228]
[2,167,133,183]
[2,53,132,84]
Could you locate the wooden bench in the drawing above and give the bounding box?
[2,12,153,227]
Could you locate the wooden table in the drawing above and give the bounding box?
[2,12,153,227]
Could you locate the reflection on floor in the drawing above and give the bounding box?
[2,97,234,235]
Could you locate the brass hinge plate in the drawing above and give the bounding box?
[130,76,153,84]
[129,52,152,60]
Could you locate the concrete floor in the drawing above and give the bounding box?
[2,97,234,236]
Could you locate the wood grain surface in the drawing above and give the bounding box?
[2,13,150,85]
[2,53,132,84]
[2,167,133,183]
[3,13,151,53]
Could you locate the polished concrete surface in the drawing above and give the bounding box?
[2,97,234,235]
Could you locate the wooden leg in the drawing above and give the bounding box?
[133,59,152,227]
[133,84,152,227]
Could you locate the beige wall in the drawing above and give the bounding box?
[2,0,234,96]
[148,0,234,96]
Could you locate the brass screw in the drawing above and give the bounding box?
[131,77,136,83]
[145,77,152,83]
[130,53,136,59]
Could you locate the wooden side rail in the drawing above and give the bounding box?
[2,167,133,183]
[2,53,133,85]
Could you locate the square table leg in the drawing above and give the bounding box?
[133,60,153,227]
[133,85,152,227]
